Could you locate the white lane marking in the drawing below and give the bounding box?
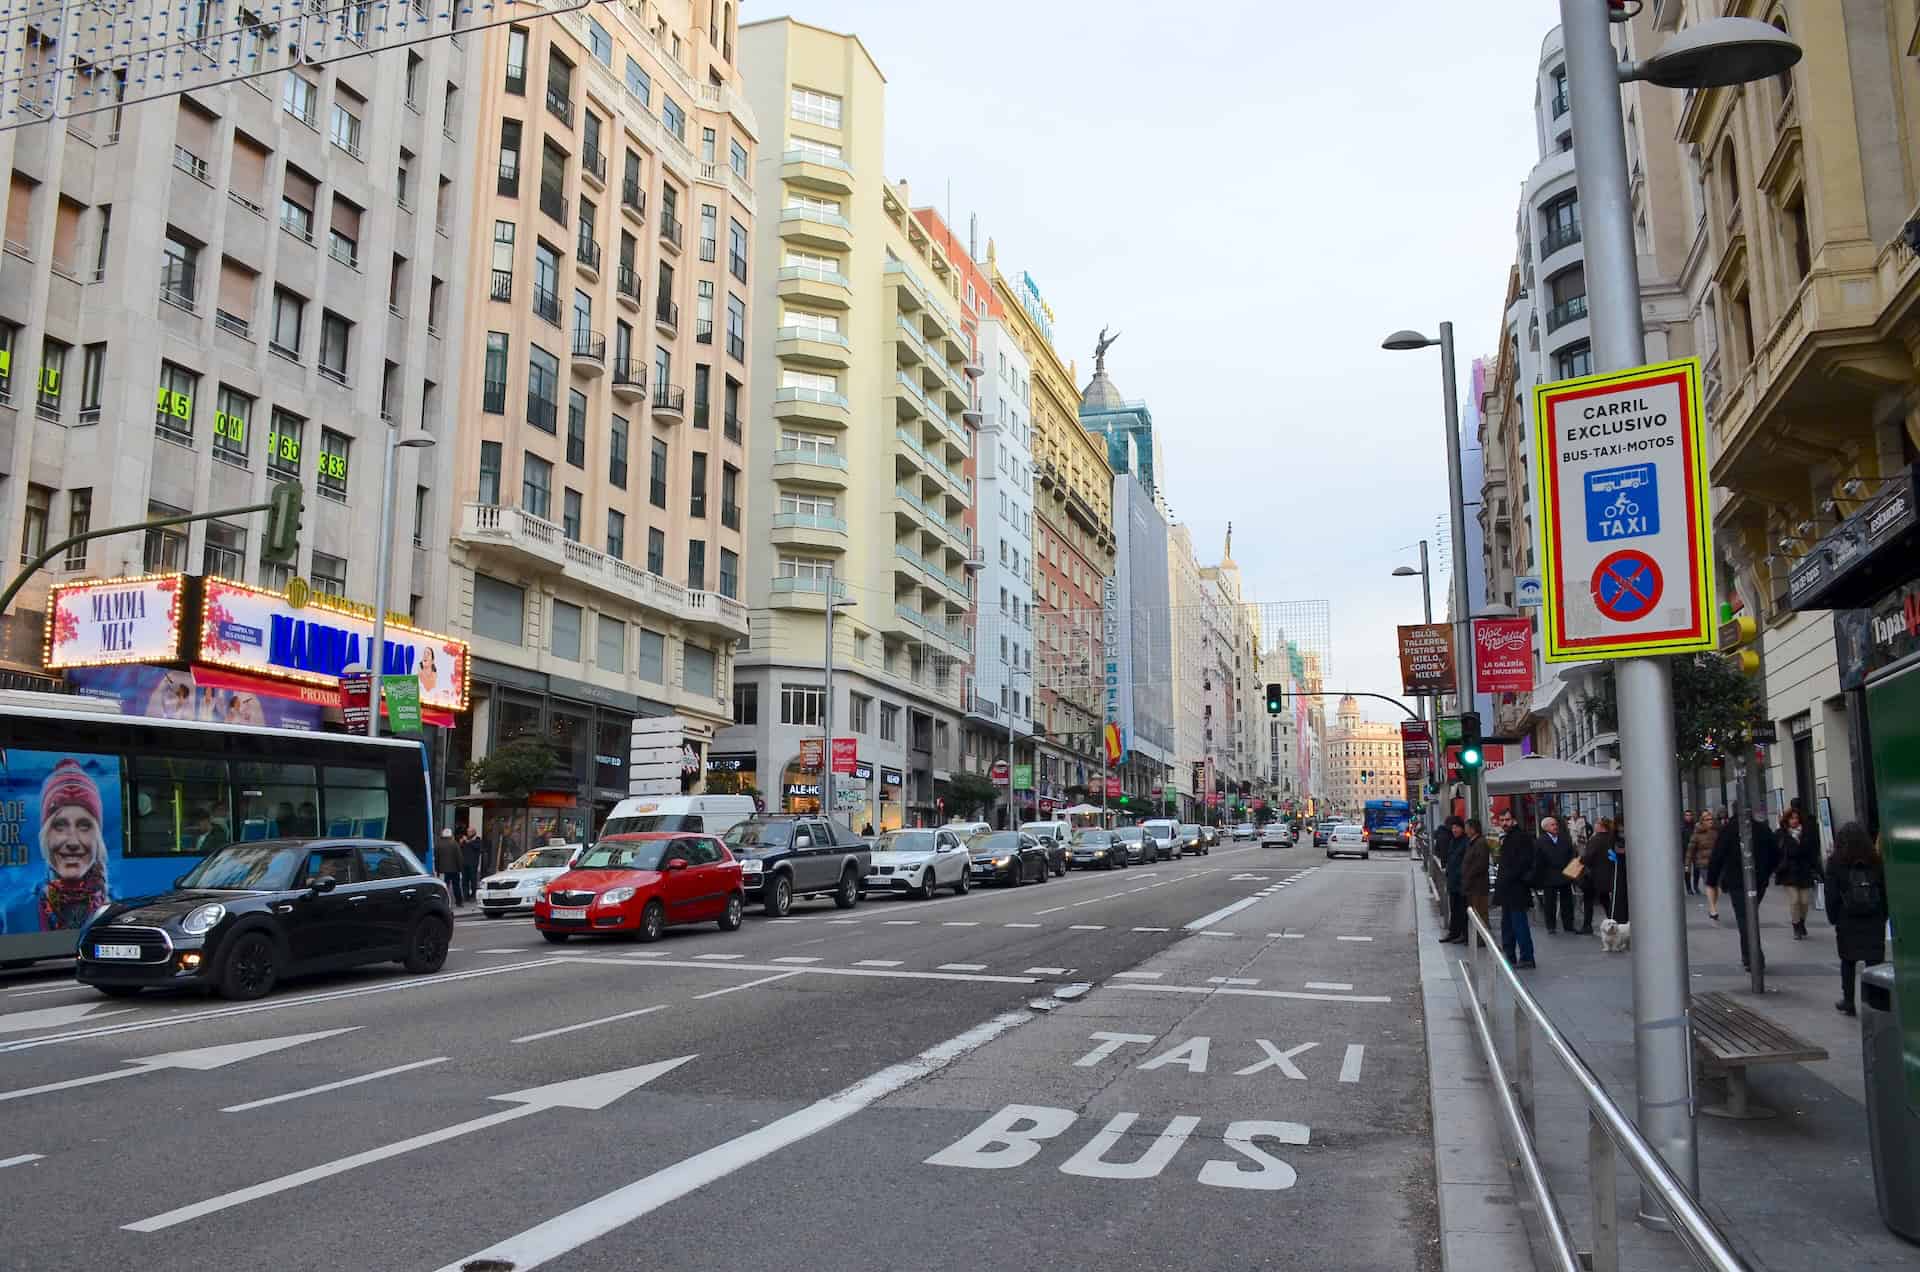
[5,985,90,999]
[941,922,980,928]
[222,1057,451,1111]
[766,919,804,924]
[1208,977,1260,986]
[1108,983,1390,1005]
[691,971,802,1000]
[1112,971,1163,981]
[1184,895,1264,930]
[1304,982,1353,992]
[480,948,527,955]
[0,1001,134,1035]
[1034,906,1070,916]
[131,1056,697,1233]
[1003,922,1041,928]
[447,948,466,953]
[512,1005,669,1044]
[433,1012,1030,1271]
[1336,936,1373,943]
[825,919,861,925]
[1023,967,1068,975]
[1269,933,1305,939]
[882,920,921,926]
[694,953,745,961]
[1197,930,1236,937]
[1132,926,1171,933]
[0,1153,45,1169]
[855,960,902,968]
[0,958,567,1056]
[571,956,1036,986]
[1068,924,1106,931]
[771,956,822,964]
[0,1028,359,1103]
[625,951,666,959]
[1340,1044,1366,1084]
[1070,896,1113,907]
[938,963,988,972]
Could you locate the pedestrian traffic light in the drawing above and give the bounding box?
[1458,711,1484,773]
[263,480,304,566]
[1265,683,1283,714]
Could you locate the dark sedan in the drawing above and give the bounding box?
[966,831,1050,885]
[76,839,453,1001]
[1068,829,1124,870]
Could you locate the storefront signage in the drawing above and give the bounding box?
[831,737,858,775]
[1472,618,1534,693]
[706,753,754,773]
[881,767,903,797]
[1789,465,1920,613]
[852,761,873,783]
[785,782,821,798]
[46,575,185,668]
[1102,575,1120,726]
[197,577,470,713]
[1396,623,1455,695]
[1865,579,1920,679]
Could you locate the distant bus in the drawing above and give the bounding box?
[1362,798,1413,849]
[0,698,433,965]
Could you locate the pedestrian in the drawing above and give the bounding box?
[1690,811,1721,918]
[1568,811,1591,846]
[1824,822,1888,1016]
[460,823,483,899]
[1438,817,1469,944]
[1710,809,1778,973]
[1774,806,1818,939]
[1581,818,1629,928]
[1535,815,1577,934]
[1680,809,1698,894]
[1789,796,1821,860]
[1493,810,1540,968]
[1461,818,1491,939]
[438,827,465,905]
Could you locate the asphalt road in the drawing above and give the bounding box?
[0,841,1440,1272]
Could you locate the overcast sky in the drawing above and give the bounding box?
[759,1,1549,718]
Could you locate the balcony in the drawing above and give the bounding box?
[582,146,606,188]
[1550,91,1569,120]
[575,235,601,279]
[779,205,852,251]
[695,318,714,345]
[497,159,520,198]
[724,413,743,444]
[773,385,851,428]
[655,297,679,335]
[532,287,560,325]
[771,447,849,489]
[770,511,849,552]
[777,264,852,310]
[460,502,705,623]
[615,264,640,308]
[659,213,683,253]
[539,184,567,226]
[527,391,558,432]
[483,378,507,413]
[546,87,573,127]
[1541,221,1581,257]
[611,360,646,402]
[622,180,646,222]
[489,269,513,303]
[652,383,686,419]
[1544,294,1588,332]
[570,329,606,375]
[769,574,849,611]
[781,148,854,196]
[684,588,749,637]
[699,236,718,262]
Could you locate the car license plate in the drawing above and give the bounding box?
[550,906,588,920]
[94,943,142,960]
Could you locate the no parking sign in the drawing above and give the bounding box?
[1533,357,1715,662]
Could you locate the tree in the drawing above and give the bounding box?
[945,772,998,819]
[1578,655,1760,769]
[468,738,558,801]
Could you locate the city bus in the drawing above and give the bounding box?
[0,696,434,965]
[1362,798,1413,849]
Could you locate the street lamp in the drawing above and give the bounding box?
[821,568,856,819]
[1393,542,1436,824]
[367,430,435,740]
[1556,0,1801,1210]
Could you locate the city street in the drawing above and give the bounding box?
[0,843,1438,1272]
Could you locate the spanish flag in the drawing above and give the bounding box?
[1103,723,1124,765]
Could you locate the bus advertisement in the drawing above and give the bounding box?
[1362,798,1413,849]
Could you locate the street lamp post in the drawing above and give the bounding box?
[367,429,436,740]
[1558,1,1798,1211]
[1394,540,1436,826]
[1004,664,1029,830]
[821,566,856,819]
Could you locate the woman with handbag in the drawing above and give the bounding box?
[1573,817,1616,934]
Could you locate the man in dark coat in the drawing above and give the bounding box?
[1493,811,1540,968]
[1535,815,1576,934]
[1462,819,1491,937]
[1438,818,1469,944]
[1710,812,1778,972]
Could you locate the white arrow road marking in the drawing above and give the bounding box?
[223,1057,451,1112]
[512,1005,668,1044]
[0,1153,45,1169]
[433,1014,1027,1272]
[0,1028,359,1104]
[1340,1044,1366,1083]
[0,1001,134,1035]
[126,1055,697,1233]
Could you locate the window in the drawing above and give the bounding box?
[721,463,739,529]
[582,112,604,182]
[586,15,611,64]
[283,74,317,125]
[780,685,825,726]
[646,527,665,575]
[561,487,582,541]
[318,427,351,500]
[625,56,650,105]
[729,219,748,282]
[689,450,708,518]
[318,311,352,384]
[777,492,835,523]
[533,239,560,321]
[546,47,574,123]
[650,437,668,507]
[528,344,559,431]
[311,551,348,597]
[730,140,748,179]
[484,332,509,413]
[214,385,252,464]
[686,538,705,590]
[497,118,522,196]
[684,644,715,698]
[271,288,304,358]
[491,219,516,301]
[1541,193,1580,254]
[638,628,665,681]
[522,451,552,518]
[1783,190,1811,281]
[719,548,738,599]
[880,703,900,742]
[566,388,587,466]
[701,128,717,165]
[154,361,197,443]
[724,377,742,439]
[697,280,715,342]
[78,343,105,423]
[410,484,429,547]
[609,412,629,488]
[849,693,871,733]
[161,231,198,308]
[780,430,838,461]
[139,498,188,571]
[20,484,51,565]
[329,101,362,158]
[662,95,685,142]
[505,26,528,93]
[473,573,525,644]
[606,509,626,560]
[733,682,758,725]
[479,440,503,504]
[551,599,582,660]
[280,180,314,242]
[204,520,245,579]
[726,294,746,362]
[596,613,625,668]
[61,488,91,570]
[539,141,567,226]
[791,87,842,128]
[267,409,304,479]
[688,363,711,429]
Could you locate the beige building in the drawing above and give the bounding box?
[446,0,754,831]
[1325,695,1405,812]
[718,18,976,828]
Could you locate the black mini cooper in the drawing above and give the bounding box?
[76,838,453,1000]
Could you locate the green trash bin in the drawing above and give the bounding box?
[1860,964,1920,1240]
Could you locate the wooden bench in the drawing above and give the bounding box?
[1690,990,1830,1119]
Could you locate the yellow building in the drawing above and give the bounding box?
[1326,695,1405,812]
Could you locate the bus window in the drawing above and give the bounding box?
[130,756,233,856]
[233,761,319,841]
[322,765,390,840]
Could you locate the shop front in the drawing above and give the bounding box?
[879,766,904,830]
[705,752,760,804]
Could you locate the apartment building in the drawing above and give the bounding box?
[992,248,1114,804]
[0,4,469,688]
[446,0,754,835]
[1325,695,1405,812]
[723,18,975,830]
[1167,521,1207,820]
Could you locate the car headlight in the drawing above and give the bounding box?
[739,858,763,873]
[599,887,637,906]
[1093,849,1107,857]
[181,903,227,935]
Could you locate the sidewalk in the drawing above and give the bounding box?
[1497,884,1914,1270]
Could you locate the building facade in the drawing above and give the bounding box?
[1167,521,1208,820]
[445,0,753,838]
[1325,695,1406,812]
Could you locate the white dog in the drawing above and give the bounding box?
[1599,919,1631,953]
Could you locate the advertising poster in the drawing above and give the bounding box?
[383,675,423,736]
[830,737,858,775]
[46,575,186,669]
[1396,623,1456,695]
[67,665,323,731]
[1473,618,1535,693]
[0,750,123,936]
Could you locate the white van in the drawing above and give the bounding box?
[1019,820,1070,847]
[601,794,757,838]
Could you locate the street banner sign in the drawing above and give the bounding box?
[1399,719,1432,757]
[340,672,371,734]
[799,737,824,771]
[1473,618,1534,692]
[1396,623,1456,695]
[831,737,858,775]
[1106,776,1124,799]
[991,759,1010,786]
[1438,716,1461,745]
[1014,764,1033,791]
[1533,357,1714,662]
[382,674,423,736]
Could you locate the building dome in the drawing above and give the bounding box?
[1080,366,1126,411]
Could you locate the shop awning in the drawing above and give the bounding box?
[1482,754,1624,795]
[1788,463,1920,613]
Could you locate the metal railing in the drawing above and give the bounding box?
[1455,906,1750,1272]
[1542,221,1583,256]
[1545,295,1588,332]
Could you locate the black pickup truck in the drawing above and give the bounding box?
[719,816,873,917]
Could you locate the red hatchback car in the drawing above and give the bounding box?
[534,832,745,942]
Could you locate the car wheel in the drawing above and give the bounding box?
[1032,858,1046,884]
[834,867,860,909]
[1362,851,1371,860]
[954,868,971,895]
[1053,857,1066,877]
[638,900,666,943]
[718,892,745,931]
[403,916,452,973]
[93,985,143,999]
[542,930,570,943]
[919,868,940,901]
[764,874,794,917]
[219,932,278,1001]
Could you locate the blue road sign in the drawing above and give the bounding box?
[1584,463,1660,542]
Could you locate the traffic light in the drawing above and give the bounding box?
[263,480,304,566]
[1265,683,1283,714]
[1718,611,1761,676]
[1458,711,1484,774]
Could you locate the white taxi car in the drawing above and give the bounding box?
[478,842,584,917]
[1260,821,1295,848]
[864,827,972,899]
[1325,823,1370,860]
